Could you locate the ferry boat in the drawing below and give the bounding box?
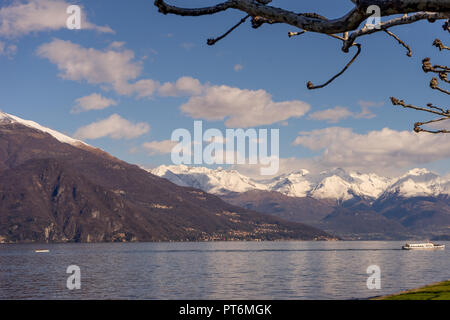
[402,242,445,250]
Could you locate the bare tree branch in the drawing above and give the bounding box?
[307,44,362,90]
[207,15,250,46]
[155,1,450,90]
[391,97,449,118]
[433,38,450,50]
[155,0,450,35]
[391,38,449,133]
[384,30,412,57]
[415,120,450,133]
[155,0,450,125]
[342,11,449,52]
[391,98,450,133]
[430,77,450,94]
[422,57,450,73]
[154,0,234,16]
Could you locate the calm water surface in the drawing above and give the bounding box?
[0,241,448,300]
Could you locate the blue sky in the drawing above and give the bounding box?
[0,0,449,177]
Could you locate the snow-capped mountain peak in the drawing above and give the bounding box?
[266,171,312,198]
[150,164,268,195]
[0,111,88,147]
[151,165,449,201]
[310,175,354,201]
[406,168,432,176]
[382,168,448,198]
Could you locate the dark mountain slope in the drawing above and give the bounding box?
[373,194,450,236]
[0,121,334,243]
[221,189,450,240]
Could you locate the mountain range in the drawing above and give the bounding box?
[1,110,447,242]
[151,165,450,240]
[0,111,334,243]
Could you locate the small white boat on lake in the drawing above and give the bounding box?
[402,242,445,250]
[34,249,50,253]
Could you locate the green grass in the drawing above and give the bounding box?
[374,280,450,300]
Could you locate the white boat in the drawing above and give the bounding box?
[34,249,50,253]
[402,242,445,250]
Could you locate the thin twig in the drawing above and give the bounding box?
[391,97,450,133]
[426,103,449,114]
[288,30,306,38]
[433,38,450,51]
[207,15,250,46]
[414,117,450,133]
[384,30,412,57]
[430,77,450,95]
[307,44,361,90]
[391,97,449,117]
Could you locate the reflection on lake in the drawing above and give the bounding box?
[0,241,448,299]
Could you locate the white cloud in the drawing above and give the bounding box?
[354,106,377,119]
[309,101,385,123]
[309,106,354,123]
[108,41,125,49]
[292,127,450,174]
[129,79,160,98]
[37,39,142,93]
[356,100,384,119]
[180,85,310,128]
[0,0,113,38]
[142,140,178,155]
[74,114,150,140]
[37,41,315,130]
[37,40,205,99]
[71,93,117,113]
[125,76,205,99]
[158,77,204,97]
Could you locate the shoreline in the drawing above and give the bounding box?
[372,280,450,300]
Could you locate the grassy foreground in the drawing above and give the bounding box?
[373,280,450,300]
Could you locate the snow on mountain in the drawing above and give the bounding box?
[382,168,450,198]
[349,172,393,199]
[2,111,447,202]
[0,111,88,147]
[258,168,391,200]
[152,164,448,201]
[265,170,312,198]
[310,175,355,201]
[308,169,392,201]
[150,164,268,194]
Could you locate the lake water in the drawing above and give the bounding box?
[0,241,448,300]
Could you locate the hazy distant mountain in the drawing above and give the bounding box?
[0,112,334,243]
[152,165,450,239]
[221,190,335,226]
